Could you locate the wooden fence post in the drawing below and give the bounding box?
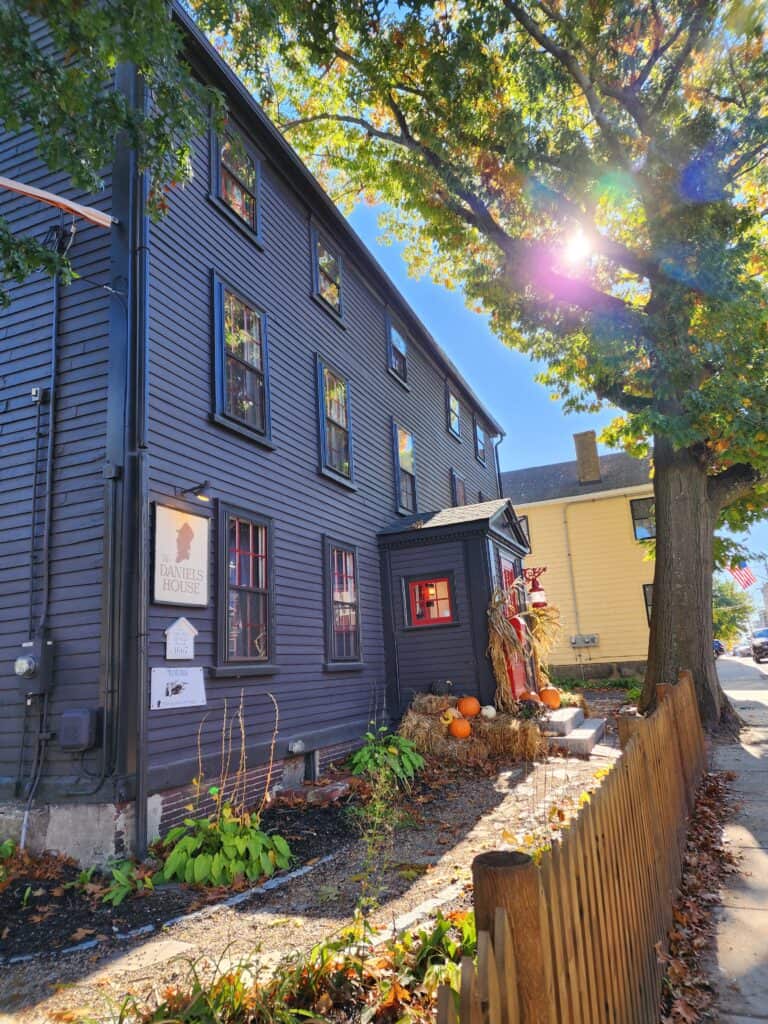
[472,851,557,1024]
[617,713,645,749]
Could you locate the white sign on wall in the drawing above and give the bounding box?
[164,617,198,660]
[150,666,207,710]
[153,505,209,607]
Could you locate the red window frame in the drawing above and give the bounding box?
[407,577,455,627]
[227,515,269,662]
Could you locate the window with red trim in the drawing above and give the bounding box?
[326,541,361,661]
[407,577,455,627]
[226,514,269,661]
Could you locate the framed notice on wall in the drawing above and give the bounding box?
[153,504,210,607]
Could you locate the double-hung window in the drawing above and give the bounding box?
[219,132,259,235]
[213,276,271,442]
[406,576,455,627]
[324,538,361,663]
[388,321,408,383]
[451,469,466,507]
[220,508,272,664]
[393,421,416,514]
[313,232,342,314]
[317,356,354,484]
[474,417,487,464]
[447,386,461,437]
[631,498,656,540]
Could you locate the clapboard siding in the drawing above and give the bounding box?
[143,105,500,779]
[0,52,113,788]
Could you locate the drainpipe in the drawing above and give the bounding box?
[493,433,505,499]
[562,502,583,668]
[133,72,151,859]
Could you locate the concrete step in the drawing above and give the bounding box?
[549,718,606,756]
[540,707,584,736]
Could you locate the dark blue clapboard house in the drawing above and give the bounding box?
[0,7,529,860]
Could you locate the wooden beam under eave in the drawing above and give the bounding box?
[0,175,116,229]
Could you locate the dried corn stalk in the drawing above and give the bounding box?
[487,587,530,711]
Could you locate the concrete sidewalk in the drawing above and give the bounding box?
[710,656,768,1023]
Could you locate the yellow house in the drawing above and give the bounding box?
[502,431,654,678]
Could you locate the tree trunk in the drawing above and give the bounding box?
[641,436,736,731]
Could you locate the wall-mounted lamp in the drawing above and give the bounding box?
[178,480,211,503]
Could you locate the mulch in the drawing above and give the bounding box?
[0,797,358,961]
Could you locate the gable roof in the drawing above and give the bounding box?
[379,499,530,552]
[501,452,652,504]
[172,3,503,437]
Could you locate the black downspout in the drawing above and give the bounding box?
[133,73,151,859]
[494,434,505,499]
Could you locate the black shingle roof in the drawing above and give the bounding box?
[379,499,512,536]
[501,452,652,504]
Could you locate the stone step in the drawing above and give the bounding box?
[540,707,584,736]
[548,718,606,756]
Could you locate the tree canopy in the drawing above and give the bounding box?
[0,0,219,304]
[189,0,768,534]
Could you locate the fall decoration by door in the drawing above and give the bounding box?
[539,687,562,710]
[448,718,472,740]
[457,696,481,718]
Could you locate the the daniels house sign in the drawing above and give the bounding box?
[153,504,210,607]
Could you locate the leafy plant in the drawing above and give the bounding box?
[348,725,424,787]
[160,799,292,887]
[103,860,155,908]
[0,838,15,884]
[63,866,96,892]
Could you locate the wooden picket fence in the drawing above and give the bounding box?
[438,671,706,1024]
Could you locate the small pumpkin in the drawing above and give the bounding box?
[540,687,561,710]
[448,717,472,740]
[519,691,542,704]
[480,705,497,719]
[457,696,481,718]
[440,707,461,726]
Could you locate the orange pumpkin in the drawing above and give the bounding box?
[519,691,542,704]
[457,696,481,718]
[539,687,561,710]
[448,717,472,740]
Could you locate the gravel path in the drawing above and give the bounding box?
[0,704,623,1022]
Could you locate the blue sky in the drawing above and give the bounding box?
[348,203,768,600]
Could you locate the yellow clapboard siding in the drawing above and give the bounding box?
[518,490,654,667]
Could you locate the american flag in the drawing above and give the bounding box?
[727,562,757,590]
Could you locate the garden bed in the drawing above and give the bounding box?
[0,796,358,961]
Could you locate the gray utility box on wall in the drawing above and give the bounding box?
[58,708,100,752]
[570,634,599,648]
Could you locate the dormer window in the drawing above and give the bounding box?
[220,133,258,233]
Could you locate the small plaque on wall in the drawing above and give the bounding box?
[165,617,198,660]
[150,666,206,710]
[153,504,209,607]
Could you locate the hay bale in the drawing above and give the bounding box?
[399,710,489,763]
[410,693,457,715]
[399,710,443,755]
[428,733,490,764]
[473,714,547,760]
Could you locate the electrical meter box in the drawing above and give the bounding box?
[58,708,99,752]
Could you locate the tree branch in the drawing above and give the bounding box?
[651,1,712,115]
[708,463,763,512]
[594,382,654,412]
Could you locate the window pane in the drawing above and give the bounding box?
[332,548,356,602]
[476,423,486,459]
[224,291,263,370]
[397,428,414,474]
[449,392,460,434]
[222,137,256,190]
[632,498,656,540]
[409,577,454,626]
[326,421,350,476]
[324,369,348,427]
[228,590,268,660]
[221,169,257,229]
[400,469,416,512]
[391,327,407,356]
[318,242,340,284]
[226,358,265,431]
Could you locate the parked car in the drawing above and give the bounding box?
[732,640,752,657]
[713,638,726,658]
[752,628,768,664]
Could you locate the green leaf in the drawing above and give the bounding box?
[193,853,212,884]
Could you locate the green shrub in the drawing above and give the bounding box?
[348,725,424,786]
[160,802,292,887]
[0,838,15,884]
[103,861,155,907]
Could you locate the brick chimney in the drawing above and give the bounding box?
[574,430,601,484]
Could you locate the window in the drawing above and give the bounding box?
[388,321,408,382]
[313,233,342,314]
[219,132,259,234]
[406,576,455,627]
[474,418,487,463]
[317,357,354,483]
[451,469,466,507]
[213,277,271,441]
[325,539,361,662]
[631,498,656,540]
[393,421,416,513]
[446,386,461,437]
[643,583,653,625]
[222,509,271,663]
